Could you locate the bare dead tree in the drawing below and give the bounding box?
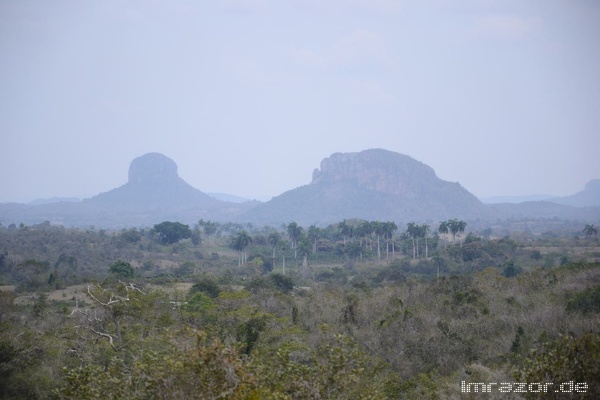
[69,281,145,351]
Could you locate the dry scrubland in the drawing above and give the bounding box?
[0,221,599,399]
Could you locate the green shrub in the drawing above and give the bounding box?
[517,333,600,399]
[189,275,221,299]
[566,285,600,314]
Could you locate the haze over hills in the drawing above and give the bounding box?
[480,194,558,204]
[552,179,600,207]
[480,182,600,207]
[481,179,600,222]
[0,149,598,229]
[28,197,81,205]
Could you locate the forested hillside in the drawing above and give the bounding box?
[1,219,599,398]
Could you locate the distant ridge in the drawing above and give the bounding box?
[29,197,81,205]
[552,179,600,207]
[0,150,598,228]
[484,179,600,221]
[480,194,558,204]
[207,193,260,204]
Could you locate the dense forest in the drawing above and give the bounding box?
[0,219,599,399]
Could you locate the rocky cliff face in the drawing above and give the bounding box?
[312,149,439,199]
[128,152,179,184]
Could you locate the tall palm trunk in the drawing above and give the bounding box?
[301,255,308,279]
[416,237,420,259]
[386,239,390,259]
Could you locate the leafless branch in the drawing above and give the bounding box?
[119,281,145,295]
[89,327,120,351]
[87,284,121,306]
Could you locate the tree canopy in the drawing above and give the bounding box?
[151,221,192,244]
[109,260,134,278]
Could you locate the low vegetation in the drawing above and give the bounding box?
[0,218,599,399]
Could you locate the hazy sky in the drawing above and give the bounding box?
[1,0,599,203]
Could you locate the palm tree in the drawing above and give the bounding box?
[307,225,320,254]
[240,231,252,265]
[229,234,242,266]
[438,221,449,249]
[297,234,312,278]
[433,255,444,279]
[345,241,364,260]
[200,220,219,244]
[287,222,303,259]
[371,221,385,261]
[458,220,467,240]
[353,222,369,261]
[420,224,430,258]
[447,219,467,246]
[279,239,290,275]
[583,224,598,238]
[355,221,370,248]
[267,232,281,261]
[230,231,253,266]
[382,221,397,259]
[337,220,353,245]
[407,222,418,260]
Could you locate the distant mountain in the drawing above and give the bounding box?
[487,200,599,221]
[238,149,491,226]
[478,180,600,222]
[87,153,219,208]
[1,150,598,229]
[481,180,600,207]
[552,179,600,207]
[481,194,558,204]
[0,153,257,228]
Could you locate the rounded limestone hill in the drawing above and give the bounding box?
[87,152,217,208]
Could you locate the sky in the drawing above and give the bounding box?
[1,0,599,203]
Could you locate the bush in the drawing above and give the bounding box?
[56,330,257,400]
[189,275,221,299]
[502,260,522,278]
[270,273,293,293]
[109,260,134,278]
[517,333,600,399]
[151,221,191,245]
[566,285,600,314]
